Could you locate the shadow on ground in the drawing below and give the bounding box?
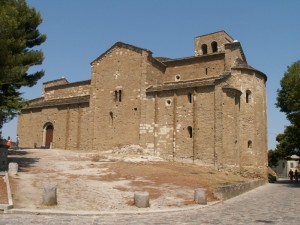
[7,149,39,172]
[274,178,300,188]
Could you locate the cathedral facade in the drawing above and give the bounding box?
[18,31,268,178]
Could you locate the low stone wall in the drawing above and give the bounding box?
[213,179,266,200]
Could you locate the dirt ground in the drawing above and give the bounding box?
[0,175,8,204]
[7,147,252,212]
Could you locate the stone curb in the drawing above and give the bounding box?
[4,201,220,216]
[213,179,266,200]
[0,172,13,210]
[2,178,265,216]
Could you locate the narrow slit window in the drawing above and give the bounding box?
[118,90,122,102]
[188,93,192,103]
[109,111,113,124]
[187,126,193,138]
[246,90,252,103]
[114,90,118,101]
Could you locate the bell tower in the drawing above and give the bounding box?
[194,30,234,56]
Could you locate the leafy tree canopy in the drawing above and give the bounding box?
[0,0,46,137]
[276,61,300,126]
[275,60,300,159]
[275,125,300,157]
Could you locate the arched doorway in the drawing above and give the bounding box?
[44,123,54,148]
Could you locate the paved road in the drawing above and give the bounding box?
[0,179,299,225]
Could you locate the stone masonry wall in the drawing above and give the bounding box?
[17,103,90,149]
[43,81,90,101]
[89,46,148,150]
[220,68,268,178]
[193,86,215,165]
[17,31,268,179]
[164,54,225,83]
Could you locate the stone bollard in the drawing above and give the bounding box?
[134,191,149,208]
[42,184,57,206]
[194,188,207,205]
[8,162,18,176]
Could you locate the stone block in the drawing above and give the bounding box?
[8,162,18,176]
[42,184,57,206]
[134,191,149,208]
[194,188,207,205]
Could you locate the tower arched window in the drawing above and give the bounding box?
[201,44,208,55]
[211,41,218,53]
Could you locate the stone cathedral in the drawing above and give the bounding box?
[18,31,268,178]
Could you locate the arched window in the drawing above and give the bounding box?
[211,41,218,53]
[246,90,252,103]
[187,126,193,138]
[115,89,122,102]
[248,140,252,149]
[188,93,192,103]
[201,44,208,55]
[114,90,118,101]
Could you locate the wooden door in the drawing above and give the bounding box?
[45,125,53,148]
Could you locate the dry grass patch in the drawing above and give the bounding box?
[98,161,252,201]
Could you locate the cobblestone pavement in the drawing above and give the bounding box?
[1,178,299,225]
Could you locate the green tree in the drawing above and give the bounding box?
[0,0,46,138]
[268,149,280,167]
[277,61,300,126]
[276,60,300,157]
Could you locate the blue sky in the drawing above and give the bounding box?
[2,0,300,150]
